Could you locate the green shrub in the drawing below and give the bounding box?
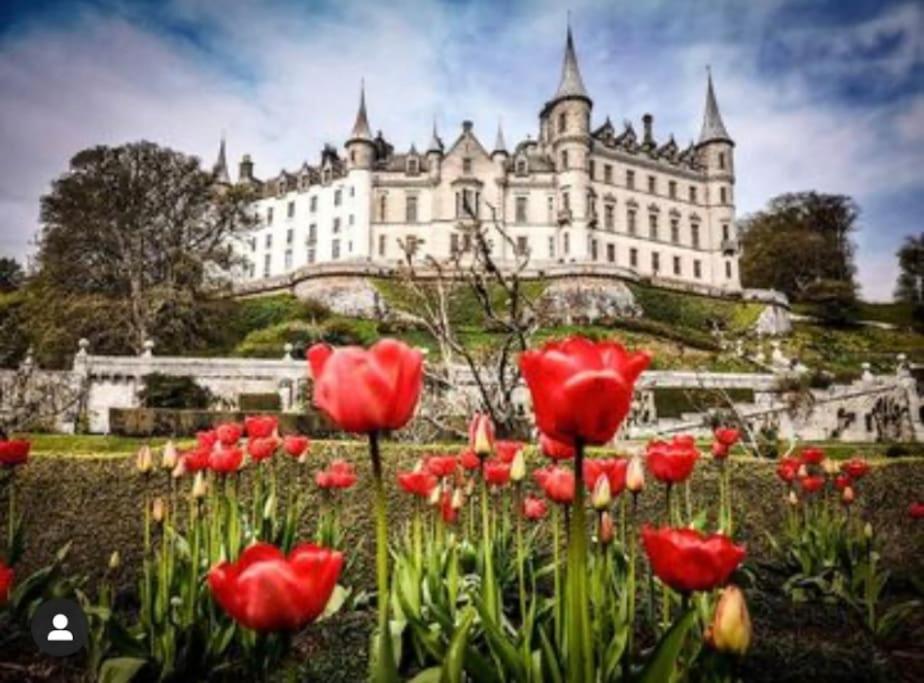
[653,387,754,419]
[239,393,282,412]
[138,373,212,409]
[801,279,861,327]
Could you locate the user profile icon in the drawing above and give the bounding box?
[31,598,88,657]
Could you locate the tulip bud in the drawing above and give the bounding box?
[591,476,612,511]
[136,445,153,474]
[470,414,495,457]
[297,451,310,465]
[841,485,855,506]
[151,497,166,523]
[451,487,465,510]
[864,522,873,539]
[161,441,178,470]
[797,464,808,478]
[598,511,614,546]
[626,456,645,494]
[709,585,752,655]
[464,477,475,496]
[108,550,121,570]
[171,457,186,479]
[787,490,799,506]
[191,471,208,499]
[821,458,839,476]
[428,485,441,506]
[510,450,526,483]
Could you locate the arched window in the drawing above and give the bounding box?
[558,112,566,133]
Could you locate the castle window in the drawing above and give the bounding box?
[648,213,658,240]
[590,238,598,261]
[673,256,681,276]
[349,214,354,226]
[648,175,656,194]
[263,254,271,277]
[332,239,341,260]
[589,160,595,180]
[264,233,272,249]
[284,249,292,270]
[627,208,637,235]
[249,238,256,252]
[307,246,316,264]
[630,247,638,267]
[560,150,568,169]
[604,203,614,231]
[652,251,660,273]
[267,207,274,225]
[670,218,680,244]
[691,222,700,248]
[547,196,555,223]
[558,112,566,133]
[406,195,418,223]
[604,164,613,184]
[334,189,342,206]
[694,259,702,278]
[310,196,318,212]
[378,234,386,257]
[406,235,419,256]
[719,152,726,170]
[379,195,387,221]
[333,217,341,233]
[350,150,356,163]
[722,223,730,241]
[548,236,555,258]
[515,196,528,224]
[277,180,286,197]
[720,186,728,204]
[516,236,529,256]
[516,159,527,175]
[450,233,459,255]
[408,158,419,175]
[286,228,294,245]
[350,187,355,197]
[308,224,317,243]
[689,186,697,204]
[726,260,733,279]
[607,243,615,263]
[463,157,472,174]
[563,232,570,255]
[287,201,295,218]
[668,180,676,199]
[626,170,635,189]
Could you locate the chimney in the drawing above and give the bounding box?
[239,154,254,182]
[462,120,473,133]
[642,114,654,144]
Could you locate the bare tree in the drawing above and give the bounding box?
[0,358,83,438]
[395,198,540,436]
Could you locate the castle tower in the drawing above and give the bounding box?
[695,69,739,289]
[491,120,508,170]
[212,136,231,185]
[542,25,593,257]
[345,82,376,170]
[426,118,443,182]
[345,82,375,259]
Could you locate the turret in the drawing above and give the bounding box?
[238,154,255,184]
[426,118,443,182]
[491,120,508,173]
[345,82,376,170]
[212,137,231,185]
[696,69,734,182]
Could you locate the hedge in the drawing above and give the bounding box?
[109,407,337,438]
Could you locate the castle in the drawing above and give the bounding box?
[221,27,740,292]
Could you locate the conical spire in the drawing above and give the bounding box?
[427,118,443,153]
[212,136,231,184]
[551,25,590,103]
[698,69,731,144]
[493,120,507,154]
[349,81,373,141]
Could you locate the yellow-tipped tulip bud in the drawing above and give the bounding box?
[591,476,612,511]
[161,441,178,470]
[841,485,855,506]
[598,510,614,546]
[171,457,186,479]
[510,450,526,483]
[787,490,799,506]
[151,497,166,523]
[626,456,645,494]
[451,487,465,510]
[191,471,208,499]
[822,458,839,476]
[470,413,495,458]
[709,585,752,655]
[428,485,441,506]
[864,522,873,539]
[136,445,153,474]
[108,550,121,570]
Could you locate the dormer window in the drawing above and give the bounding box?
[407,157,419,175]
[323,168,332,184]
[277,179,286,197]
[516,158,527,175]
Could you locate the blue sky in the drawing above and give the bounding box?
[0,0,921,300]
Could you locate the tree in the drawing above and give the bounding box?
[894,234,924,326]
[0,258,23,293]
[739,192,859,301]
[32,142,256,362]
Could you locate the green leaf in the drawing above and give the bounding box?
[408,668,441,683]
[99,657,148,683]
[475,598,527,681]
[318,584,350,621]
[440,609,475,683]
[636,606,696,683]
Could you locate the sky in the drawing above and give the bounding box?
[0,0,921,301]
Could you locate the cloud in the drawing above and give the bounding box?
[0,0,920,301]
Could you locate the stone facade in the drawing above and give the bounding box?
[226,27,741,293]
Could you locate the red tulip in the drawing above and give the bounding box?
[483,459,512,487]
[800,447,825,465]
[196,430,218,449]
[424,455,458,479]
[397,470,438,498]
[523,495,548,520]
[799,475,825,494]
[216,422,243,446]
[646,436,699,485]
[459,449,480,471]
[208,542,343,632]
[0,439,30,467]
[776,457,800,483]
[539,433,575,460]
[534,465,575,505]
[244,415,278,439]
[642,525,746,593]
[283,435,310,459]
[834,474,851,491]
[841,458,870,481]
[495,441,524,464]
[439,489,458,524]
[519,336,651,446]
[908,502,924,520]
[308,340,423,434]
[583,458,628,496]
[182,446,210,472]
[468,413,496,457]
[247,437,279,462]
[841,485,855,506]
[315,460,358,489]
[0,560,12,604]
[209,446,243,474]
[714,427,740,448]
[711,442,730,460]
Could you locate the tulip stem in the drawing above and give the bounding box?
[480,458,499,623]
[368,431,396,681]
[625,493,638,679]
[553,504,562,644]
[515,485,527,624]
[566,439,593,683]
